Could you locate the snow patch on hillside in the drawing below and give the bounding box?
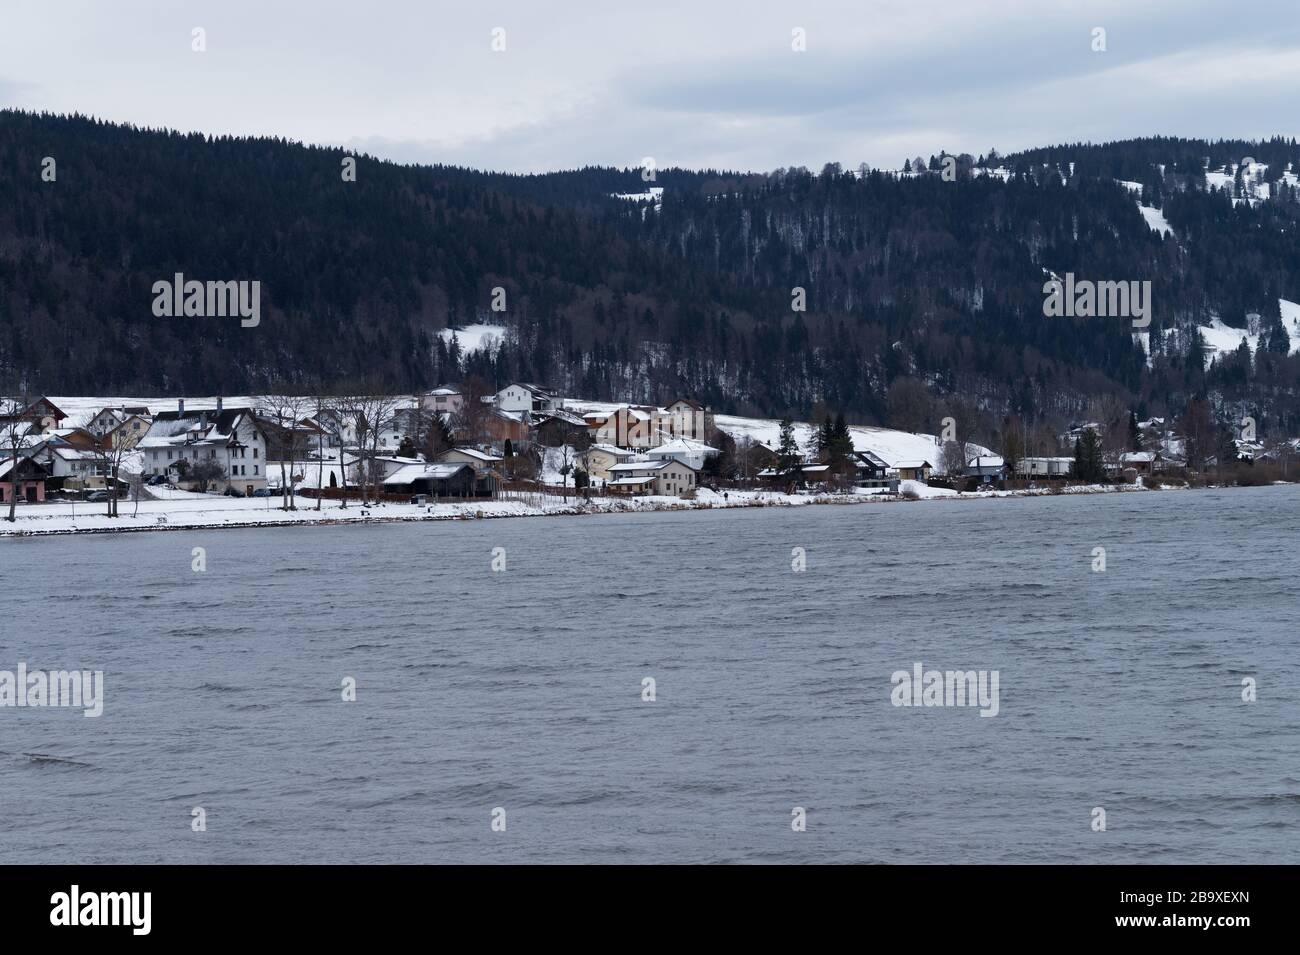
[1138,203,1173,237]
[439,324,506,355]
[1197,299,1300,365]
[1198,317,1257,364]
[1279,299,1300,351]
[711,413,989,474]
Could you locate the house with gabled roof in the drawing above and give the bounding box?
[0,455,51,504]
[661,397,714,441]
[141,399,269,495]
[0,397,67,435]
[494,383,560,414]
[584,443,636,481]
[605,458,699,497]
[645,437,718,471]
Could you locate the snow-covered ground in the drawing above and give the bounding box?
[0,482,1162,537]
[0,486,904,537]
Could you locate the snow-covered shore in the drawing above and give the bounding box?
[0,481,1158,537]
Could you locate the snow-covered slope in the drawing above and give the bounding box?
[1138,204,1173,237]
[1197,298,1300,366]
[712,412,987,473]
[439,324,506,355]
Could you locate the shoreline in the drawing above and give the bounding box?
[0,481,1183,538]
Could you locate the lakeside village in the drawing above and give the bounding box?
[3,380,1298,528]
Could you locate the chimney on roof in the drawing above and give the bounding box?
[216,395,223,414]
[178,398,185,415]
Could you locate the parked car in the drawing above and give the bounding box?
[223,487,245,498]
[147,474,168,486]
[85,491,109,502]
[251,488,273,497]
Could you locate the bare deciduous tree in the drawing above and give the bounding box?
[886,377,933,434]
[263,393,315,510]
[0,388,40,523]
[88,420,145,516]
[351,392,404,504]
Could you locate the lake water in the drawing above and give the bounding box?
[2,486,1297,863]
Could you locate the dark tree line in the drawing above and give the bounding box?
[2,112,1299,444]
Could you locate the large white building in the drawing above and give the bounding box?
[140,400,269,494]
[494,383,560,415]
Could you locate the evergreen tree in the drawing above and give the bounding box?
[829,412,854,460]
[776,418,802,475]
[1072,431,1106,482]
[815,414,833,460]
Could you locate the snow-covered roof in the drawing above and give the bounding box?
[442,447,502,463]
[383,463,469,485]
[608,460,671,473]
[588,443,633,457]
[50,446,97,461]
[607,476,657,487]
[646,438,718,457]
[533,409,587,427]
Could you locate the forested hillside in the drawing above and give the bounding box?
[3,111,1299,440]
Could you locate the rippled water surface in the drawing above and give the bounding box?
[2,486,1297,863]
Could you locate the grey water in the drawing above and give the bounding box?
[2,486,1297,864]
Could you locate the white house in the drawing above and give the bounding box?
[420,386,464,416]
[141,400,269,494]
[605,459,699,497]
[660,398,713,441]
[644,438,718,471]
[494,383,560,414]
[86,406,152,443]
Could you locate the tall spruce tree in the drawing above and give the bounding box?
[829,412,854,460]
[776,417,802,475]
[1073,430,1106,482]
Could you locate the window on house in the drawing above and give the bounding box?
[254,465,259,475]
[253,448,259,458]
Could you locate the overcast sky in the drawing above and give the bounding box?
[2,0,1298,174]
